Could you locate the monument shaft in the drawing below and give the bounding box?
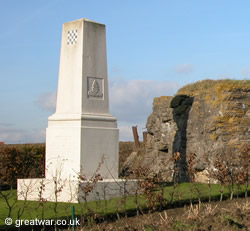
[46,19,119,180]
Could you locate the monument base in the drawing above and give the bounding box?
[17,178,139,203]
[46,113,119,180]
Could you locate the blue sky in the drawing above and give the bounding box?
[0,0,250,143]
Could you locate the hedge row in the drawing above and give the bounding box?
[0,144,45,188]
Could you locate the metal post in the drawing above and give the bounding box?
[72,205,75,231]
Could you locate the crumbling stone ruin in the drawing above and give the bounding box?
[125,80,250,183]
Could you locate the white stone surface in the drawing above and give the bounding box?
[45,18,119,180]
[54,18,110,116]
[17,18,137,203]
[18,178,139,203]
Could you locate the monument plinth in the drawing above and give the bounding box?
[17,19,137,203]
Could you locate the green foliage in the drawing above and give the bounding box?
[172,221,197,231]
[0,143,249,228]
[0,144,45,187]
[0,183,248,226]
[144,225,154,231]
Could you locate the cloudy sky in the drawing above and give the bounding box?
[1,0,250,143]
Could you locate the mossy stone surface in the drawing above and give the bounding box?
[142,79,250,182]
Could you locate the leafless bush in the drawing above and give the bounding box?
[210,154,231,201]
[77,156,104,227]
[187,152,197,205]
[0,180,34,223]
[169,152,181,202]
[204,154,213,202]
[0,189,17,218]
[187,152,204,206]
[237,145,250,198]
[134,165,166,213]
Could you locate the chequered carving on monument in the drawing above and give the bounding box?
[87,77,103,98]
[67,30,78,45]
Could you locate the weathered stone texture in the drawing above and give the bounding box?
[144,82,250,182]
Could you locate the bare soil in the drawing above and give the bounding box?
[86,198,250,231]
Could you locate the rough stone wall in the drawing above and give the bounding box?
[145,96,176,181]
[144,82,250,182]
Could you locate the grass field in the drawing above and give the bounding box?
[0,182,248,229]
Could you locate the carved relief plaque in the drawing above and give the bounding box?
[87,77,104,98]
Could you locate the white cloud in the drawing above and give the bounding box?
[0,123,14,127]
[34,79,180,141]
[35,91,56,111]
[118,124,135,141]
[118,122,147,141]
[0,125,45,144]
[174,63,194,74]
[109,78,180,140]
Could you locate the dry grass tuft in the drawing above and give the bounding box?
[177,79,250,96]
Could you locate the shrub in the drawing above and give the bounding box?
[0,144,45,188]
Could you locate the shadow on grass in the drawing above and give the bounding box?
[0,184,249,230]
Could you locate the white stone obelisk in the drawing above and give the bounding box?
[46,18,119,180]
[18,19,137,202]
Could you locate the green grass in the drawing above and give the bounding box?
[172,221,197,231]
[0,183,248,227]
